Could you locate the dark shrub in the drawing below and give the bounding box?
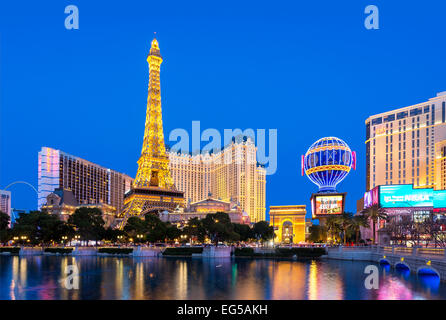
[0,247,20,254]
[98,248,133,254]
[162,247,203,256]
[44,248,73,254]
[234,247,255,256]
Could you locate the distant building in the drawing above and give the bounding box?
[269,205,307,244]
[365,92,446,192]
[42,188,116,227]
[168,137,266,223]
[38,147,133,213]
[160,196,250,225]
[0,190,11,226]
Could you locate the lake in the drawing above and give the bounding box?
[0,255,445,300]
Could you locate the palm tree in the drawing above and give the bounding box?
[325,216,342,244]
[339,212,354,245]
[361,204,387,244]
[350,214,370,244]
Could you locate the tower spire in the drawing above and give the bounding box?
[134,36,172,189]
[117,37,184,229]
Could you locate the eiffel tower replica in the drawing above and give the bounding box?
[117,37,184,229]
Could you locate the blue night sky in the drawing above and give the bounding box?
[1,1,446,220]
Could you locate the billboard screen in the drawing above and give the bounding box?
[434,190,446,209]
[364,186,379,208]
[312,193,345,217]
[379,185,432,208]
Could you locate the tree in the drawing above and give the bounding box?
[232,223,252,242]
[0,211,10,231]
[308,224,327,243]
[325,216,342,243]
[350,214,369,244]
[144,214,168,243]
[68,207,105,243]
[166,223,181,242]
[12,210,73,245]
[338,212,354,245]
[202,212,235,244]
[103,227,125,243]
[124,216,148,239]
[361,204,387,244]
[0,211,10,243]
[422,215,446,248]
[252,221,275,242]
[183,217,206,243]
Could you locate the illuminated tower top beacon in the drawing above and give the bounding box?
[302,137,356,193]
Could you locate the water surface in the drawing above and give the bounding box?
[0,255,444,300]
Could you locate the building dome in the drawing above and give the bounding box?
[303,137,355,192]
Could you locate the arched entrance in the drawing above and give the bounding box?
[282,221,293,244]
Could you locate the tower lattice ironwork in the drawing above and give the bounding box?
[117,37,184,229]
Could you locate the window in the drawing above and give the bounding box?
[397,111,408,119]
[384,114,395,122]
[410,108,423,116]
[443,102,446,123]
[372,117,382,125]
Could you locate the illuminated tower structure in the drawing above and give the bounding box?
[117,37,184,228]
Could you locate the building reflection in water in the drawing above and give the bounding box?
[175,259,188,299]
[2,256,446,300]
[377,278,414,300]
[269,261,306,299]
[134,260,145,299]
[306,260,344,300]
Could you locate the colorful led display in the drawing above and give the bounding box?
[364,186,379,208]
[311,193,345,218]
[367,184,446,209]
[380,185,432,208]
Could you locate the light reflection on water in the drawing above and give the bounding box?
[1,256,445,300]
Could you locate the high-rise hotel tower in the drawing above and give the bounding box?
[168,137,267,222]
[366,92,446,191]
[38,147,133,212]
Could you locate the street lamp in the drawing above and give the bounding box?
[136,234,144,243]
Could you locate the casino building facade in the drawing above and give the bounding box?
[38,147,133,213]
[365,92,446,192]
[362,184,446,244]
[168,137,266,223]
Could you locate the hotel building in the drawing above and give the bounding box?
[168,137,266,222]
[366,92,446,192]
[38,147,133,213]
[0,190,11,225]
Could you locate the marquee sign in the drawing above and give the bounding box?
[311,193,346,218]
[364,184,446,210]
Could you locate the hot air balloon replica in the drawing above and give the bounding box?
[302,137,356,220]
